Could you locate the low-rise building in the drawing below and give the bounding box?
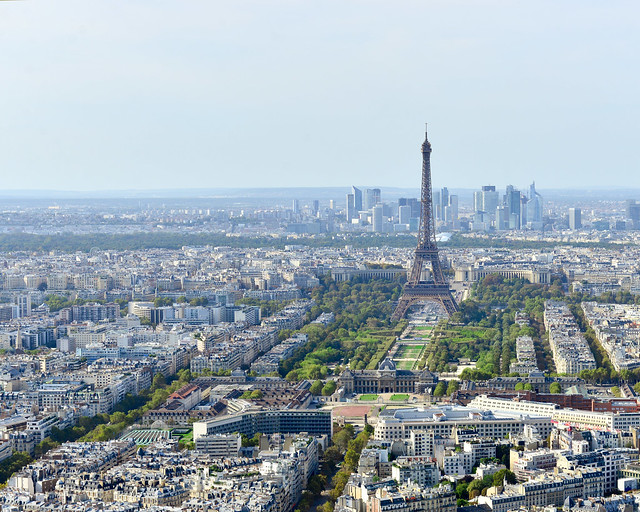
[195,433,241,457]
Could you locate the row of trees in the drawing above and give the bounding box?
[315,423,374,512]
[433,380,459,397]
[309,379,337,396]
[0,231,621,254]
[0,232,418,253]
[279,275,404,381]
[448,273,640,384]
[294,422,374,512]
[435,275,572,380]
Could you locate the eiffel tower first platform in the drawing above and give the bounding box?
[392,126,458,321]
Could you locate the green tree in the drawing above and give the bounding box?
[285,370,299,381]
[467,478,489,498]
[332,425,354,453]
[241,432,262,447]
[344,449,359,470]
[460,368,494,381]
[455,482,469,500]
[110,411,126,424]
[433,381,447,397]
[493,469,517,487]
[0,452,33,484]
[34,438,59,458]
[324,445,343,465]
[446,380,459,395]
[177,368,192,383]
[310,380,323,395]
[321,380,337,396]
[515,382,524,391]
[549,382,562,394]
[152,373,166,390]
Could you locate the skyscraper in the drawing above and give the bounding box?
[505,186,522,229]
[448,195,458,224]
[365,188,381,210]
[527,182,543,227]
[481,186,499,217]
[520,194,528,226]
[439,187,449,221]
[473,191,483,212]
[372,188,381,206]
[626,200,640,229]
[398,205,411,225]
[346,193,356,222]
[372,204,384,233]
[433,190,441,220]
[292,199,299,214]
[400,198,420,219]
[407,198,420,219]
[352,186,363,212]
[496,205,509,230]
[569,208,582,230]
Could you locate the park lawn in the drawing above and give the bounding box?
[395,345,425,358]
[401,352,422,360]
[360,394,379,401]
[390,394,410,401]
[414,326,433,331]
[395,360,415,370]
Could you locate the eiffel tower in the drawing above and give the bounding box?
[392,126,458,320]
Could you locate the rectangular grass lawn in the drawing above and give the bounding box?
[360,394,379,401]
[396,345,425,358]
[390,394,410,401]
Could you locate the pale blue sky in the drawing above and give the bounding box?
[0,1,638,191]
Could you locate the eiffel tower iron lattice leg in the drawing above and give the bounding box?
[392,125,459,321]
[392,292,458,321]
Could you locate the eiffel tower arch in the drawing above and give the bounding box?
[392,126,458,321]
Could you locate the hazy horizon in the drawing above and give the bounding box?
[1,185,640,202]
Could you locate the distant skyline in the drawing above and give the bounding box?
[0,1,638,191]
